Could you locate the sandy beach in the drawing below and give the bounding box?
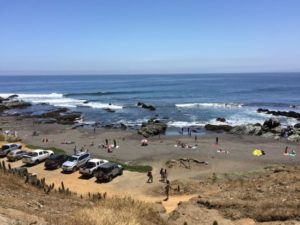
[0,115,299,213]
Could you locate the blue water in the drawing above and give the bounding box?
[1,73,300,132]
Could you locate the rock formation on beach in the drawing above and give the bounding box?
[138,118,167,137]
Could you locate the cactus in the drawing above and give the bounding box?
[61,181,65,191]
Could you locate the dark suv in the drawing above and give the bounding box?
[94,162,123,182]
[44,154,69,170]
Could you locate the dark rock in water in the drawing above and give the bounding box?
[294,123,300,128]
[57,112,81,125]
[36,108,80,125]
[257,108,300,120]
[262,118,280,130]
[83,100,89,104]
[138,119,167,137]
[38,107,69,118]
[120,123,127,130]
[216,117,226,122]
[103,108,115,113]
[204,124,232,132]
[137,102,156,111]
[7,94,18,99]
[1,100,31,110]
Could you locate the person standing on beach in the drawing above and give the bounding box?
[194,135,197,143]
[159,168,164,181]
[147,170,153,183]
[215,137,219,145]
[163,169,168,182]
[164,180,171,201]
[187,127,190,136]
[284,146,288,154]
[181,127,184,135]
[105,139,108,146]
[113,139,117,148]
[93,127,96,134]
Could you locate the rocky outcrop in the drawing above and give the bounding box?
[262,118,280,130]
[257,108,300,120]
[294,123,300,128]
[288,134,300,142]
[230,124,262,136]
[216,117,226,122]
[137,102,156,111]
[35,108,81,125]
[138,119,167,137]
[204,124,232,132]
[0,100,31,111]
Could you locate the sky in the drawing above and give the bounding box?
[0,0,299,75]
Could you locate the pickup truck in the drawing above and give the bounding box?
[22,149,54,165]
[79,158,108,176]
[0,143,22,157]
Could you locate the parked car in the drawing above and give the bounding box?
[0,143,22,157]
[79,158,108,176]
[62,151,90,172]
[22,149,54,165]
[44,154,70,170]
[7,149,28,161]
[94,162,123,182]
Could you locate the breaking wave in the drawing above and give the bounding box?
[0,93,123,109]
[64,90,147,97]
[175,102,243,108]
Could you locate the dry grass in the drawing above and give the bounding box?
[197,165,300,222]
[64,197,166,225]
[0,170,165,225]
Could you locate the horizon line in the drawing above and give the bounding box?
[0,71,300,76]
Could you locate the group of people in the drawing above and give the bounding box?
[97,139,118,153]
[146,168,171,201]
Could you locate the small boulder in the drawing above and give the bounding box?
[294,123,300,129]
[288,134,300,142]
[216,117,226,122]
[262,118,280,130]
[137,102,156,111]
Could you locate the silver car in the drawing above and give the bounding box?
[0,143,22,157]
[7,149,28,161]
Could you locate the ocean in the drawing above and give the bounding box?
[1,73,300,134]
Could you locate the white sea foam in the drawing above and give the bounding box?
[81,102,123,109]
[175,103,243,108]
[116,119,148,126]
[0,93,123,109]
[167,121,206,127]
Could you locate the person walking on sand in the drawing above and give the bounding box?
[147,170,153,183]
[105,139,108,146]
[181,127,184,135]
[159,168,164,181]
[215,137,219,145]
[194,135,197,143]
[93,127,96,134]
[113,139,117,148]
[163,169,168,182]
[284,146,288,155]
[164,180,171,201]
